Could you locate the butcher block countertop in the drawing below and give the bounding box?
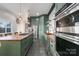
[0,32,33,41]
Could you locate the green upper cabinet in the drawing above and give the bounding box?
[44,15,49,32]
[30,15,48,44]
[38,16,44,40]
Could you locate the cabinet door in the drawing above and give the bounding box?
[0,41,21,56]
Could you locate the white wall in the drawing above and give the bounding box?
[0,14,17,33]
[0,11,29,33]
[16,12,29,33]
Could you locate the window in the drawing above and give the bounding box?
[6,23,11,33]
[0,23,11,33]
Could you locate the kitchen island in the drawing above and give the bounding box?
[0,32,33,56]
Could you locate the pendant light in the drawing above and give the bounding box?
[16,3,23,24]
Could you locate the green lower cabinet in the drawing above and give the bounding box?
[21,34,33,56]
[0,34,33,56]
[0,41,21,56]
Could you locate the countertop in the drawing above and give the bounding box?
[56,32,79,45]
[0,32,33,41]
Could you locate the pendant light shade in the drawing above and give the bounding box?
[16,16,23,23]
[16,3,22,24]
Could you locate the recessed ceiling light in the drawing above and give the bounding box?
[36,13,39,16]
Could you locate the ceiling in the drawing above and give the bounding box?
[0,3,52,18]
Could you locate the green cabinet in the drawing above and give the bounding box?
[0,40,21,56]
[0,33,33,56]
[21,34,33,56]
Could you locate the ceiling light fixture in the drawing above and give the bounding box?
[36,13,39,16]
[16,3,23,24]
